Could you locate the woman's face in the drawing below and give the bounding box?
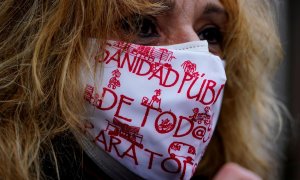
[131,0,228,56]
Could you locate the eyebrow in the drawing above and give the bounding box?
[156,0,175,13]
[163,0,176,9]
[202,3,228,17]
[157,1,228,18]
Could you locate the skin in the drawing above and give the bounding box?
[131,0,228,55]
[129,0,261,179]
[213,163,262,180]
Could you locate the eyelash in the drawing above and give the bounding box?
[137,17,159,38]
[129,16,223,46]
[197,26,223,45]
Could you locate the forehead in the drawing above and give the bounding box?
[157,0,227,18]
[161,0,224,10]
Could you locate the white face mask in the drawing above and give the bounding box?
[79,40,226,180]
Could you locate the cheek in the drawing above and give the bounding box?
[208,45,222,57]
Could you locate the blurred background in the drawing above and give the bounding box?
[276,0,300,179]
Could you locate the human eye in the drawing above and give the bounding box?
[197,26,222,45]
[137,16,159,38]
[120,15,160,45]
[133,16,160,45]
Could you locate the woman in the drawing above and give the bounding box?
[0,0,283,179]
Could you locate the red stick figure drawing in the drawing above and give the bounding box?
[157,48,176,62]
[105,118,144,148]
[141,89,163,112]
[137,46,154,59]
[149,89,162,110]
[168,142,196,164]
[197,106,212,126]
[156,118,175,134]
[108,69,121,89]
[168,55,176,62]
[189,108,199,121]
[181,60,199,77]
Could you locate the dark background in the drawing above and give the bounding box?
[278,0,300,179]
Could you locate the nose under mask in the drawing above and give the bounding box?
[77,40,226,180]
[156,40,209,52]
